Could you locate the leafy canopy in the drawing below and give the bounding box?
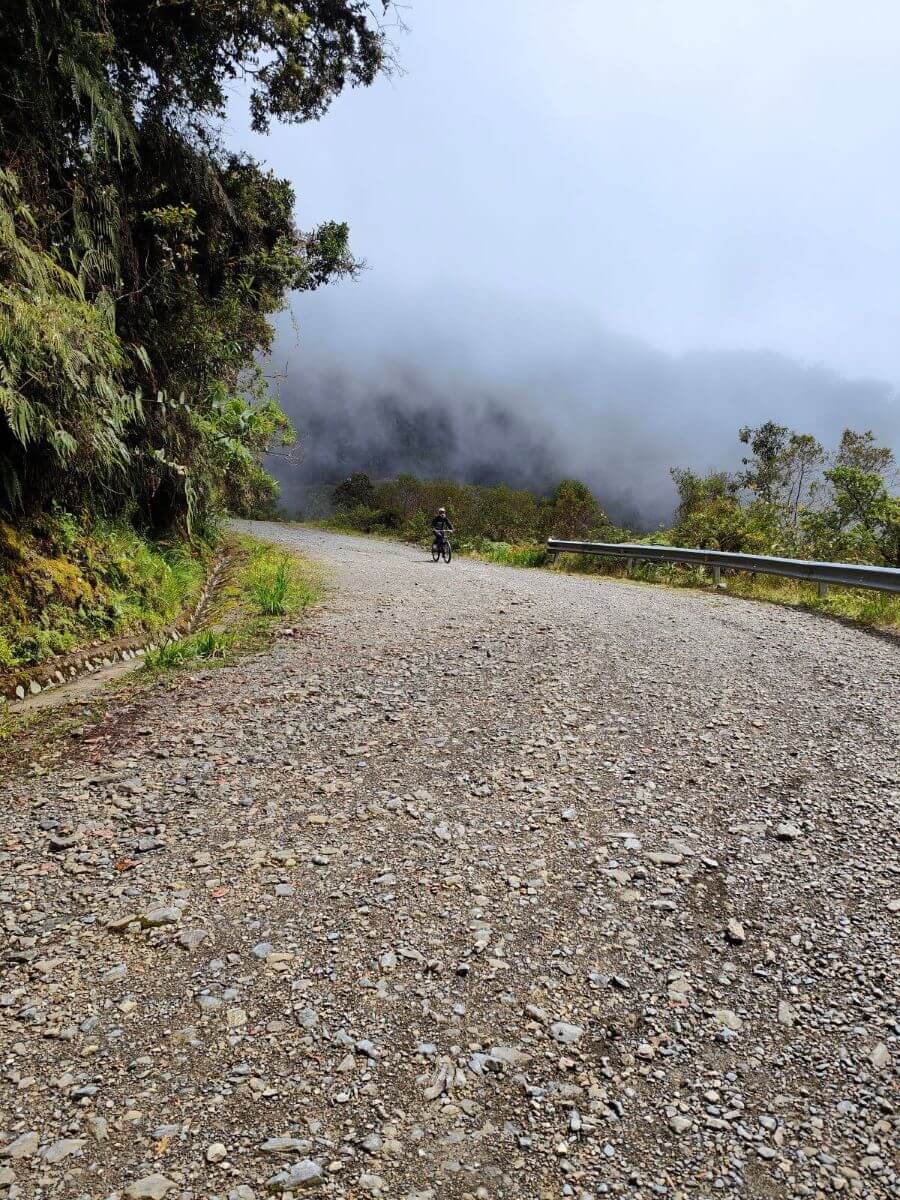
[0,1,394,531]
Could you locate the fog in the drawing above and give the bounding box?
[226,1,900,527]
[270,289,899,526]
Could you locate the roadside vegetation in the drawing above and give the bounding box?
[0,536,323,749]
[0,513,208,670]
[0,3,393,670]
[141,538,324,676]
[324,424,900,629]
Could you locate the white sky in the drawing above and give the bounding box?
[228,0,900,381]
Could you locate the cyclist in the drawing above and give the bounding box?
[431,506,454,552]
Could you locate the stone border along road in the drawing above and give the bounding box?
[1,521,897,1200]
[1,549,230,705]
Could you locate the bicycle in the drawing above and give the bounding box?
[431,529,453,563]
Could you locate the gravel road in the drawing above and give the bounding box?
[1,523,898,1200]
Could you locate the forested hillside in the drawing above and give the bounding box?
[0,1,393,667]
[328,423,899,567]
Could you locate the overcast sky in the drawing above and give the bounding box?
[228,1,900,519]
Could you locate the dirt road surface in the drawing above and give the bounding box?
[1,523,897,1200]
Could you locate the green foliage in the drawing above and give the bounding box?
[241,542,321,617]
[671,426,898,566]
[318,475,617,560]
[0,1,393,532]
[330,504,390,534]
[801,466,900,565]
[0,514,207,668]
[670,468,781,553]
[249,559,292,616]
[0,697,17,742]
[835,429,896,477]
[332,472,378,511]
[474,541,549,568]
[541,479,605,539]
[738,420,791,503]
[142,629,231,673]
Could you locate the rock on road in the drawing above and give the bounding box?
[1,522,898,1200]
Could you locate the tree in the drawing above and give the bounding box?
[780,433,825,526]
[834,429,896,479]
[802,466,899,565]
[669,467,776,552]
[332,472,377,511]
[0,1,395,530]
[736,423,827,530]
[670,468,738,522]
[542,480,604,539]
[737,421,790,504]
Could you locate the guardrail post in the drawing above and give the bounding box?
[818,581,828,598]
[626,557,634,572]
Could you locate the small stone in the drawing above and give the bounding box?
[713,1009,744,1032]
[206,1142,227,1163]
[359,1172,386,1194]
[777,1000,796,1027]
[141,906,181,927]
[870,1043,891,1071]
[489,1045,529,1066]
[725,919,746,944]
[266,1160,323,1192]
[0,1132,38,1159]
[252,942,273,959]
[107,913,141,932]
[647,851,684,866]
[775,823,801,841]
[41,1138,85,1164]
[549,1021,583,1045]
[87,1117,108,1141]
[669,1115,692,1134]
[49,832,81,853]
[261,1137,311,1154]
[177,929,207,951]
[125,1175,176,1200]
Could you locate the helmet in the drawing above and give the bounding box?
[438,507,446,515]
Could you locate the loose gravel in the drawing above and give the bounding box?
[1,522,898,1200]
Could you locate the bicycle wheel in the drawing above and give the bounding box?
[442,540,452,563]
[431,541,441,562]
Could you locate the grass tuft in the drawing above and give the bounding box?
[240,541,321,617]
[142,629,232,673]
[248,557,291,615]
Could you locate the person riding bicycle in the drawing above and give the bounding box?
[431,507,454,548]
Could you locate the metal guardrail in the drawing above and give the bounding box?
[546,539,900,595]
